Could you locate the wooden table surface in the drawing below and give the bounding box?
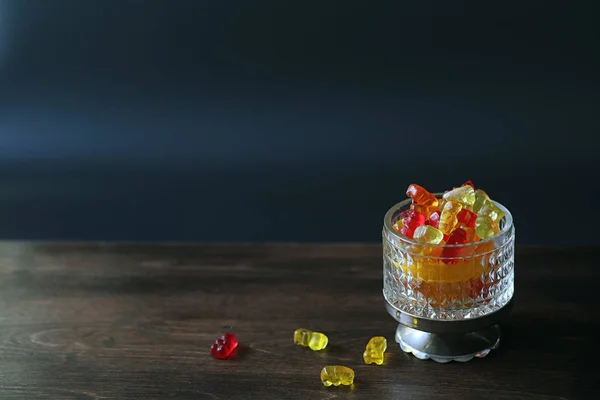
[0,242,595,399]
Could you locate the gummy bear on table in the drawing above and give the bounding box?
[210,332,239,360]
[363,336,387,365]
[293,328,328,351]
[320,365,355,387]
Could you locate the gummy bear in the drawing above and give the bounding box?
[210,332,239,360]
[441,228,467,264]
[413,225,444,244]
[392,219,403,233]
[400,210,426,239]
[475,214,496,239]
[320,365,355,387]
[438,200,463,235]
[427,210,441,229]
[410,203,437,216]
[439,197,447,211]
[462,180,475,189]
[479,201,505,223]
[404,210,426,229]
[400,224,414,239]
[492,223,501,235]
[406,184,439,207]
[473,189,490,213]
[447,228,467,244]
[443,185,476,208]
[463,227,479,242]
[457,208,477,228]
[363,336,387,365]
[293,328,328,351]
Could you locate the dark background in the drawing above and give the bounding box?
[0,0,598,244]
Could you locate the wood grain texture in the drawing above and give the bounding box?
[0,242,596,399]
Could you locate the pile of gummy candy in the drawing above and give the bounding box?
[210,329,387,387]
[392,181,504,250]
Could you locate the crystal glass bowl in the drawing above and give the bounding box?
[382,193,515,362]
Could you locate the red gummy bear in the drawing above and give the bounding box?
[452,180,475,190]
[210,332,239,360]
[400,210,426,239]
[457,209,477,228]
[426,210,441,229]
[400,225,414,238]
[404,210,426,230]
[441,228,467,264]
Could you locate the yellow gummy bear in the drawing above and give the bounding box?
[475,214,496,239]
[413,225,444,244]
[473,189,490,213]
[363,336,387,365]
[320,365,355,387]
[439,200,463,235]
[392,219,403,233]
[479,201,505,223]
[293,328,328,351]
[442,185,476,208]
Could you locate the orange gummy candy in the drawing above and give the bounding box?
[406,184,439,207]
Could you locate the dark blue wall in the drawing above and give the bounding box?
[0,0,598,243]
